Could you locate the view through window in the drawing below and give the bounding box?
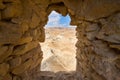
[40,11,77,72]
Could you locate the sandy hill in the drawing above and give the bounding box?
[40,27,77,72]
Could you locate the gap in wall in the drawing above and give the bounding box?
[40,11,77,72]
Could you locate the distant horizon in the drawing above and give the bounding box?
[44,26,77,29]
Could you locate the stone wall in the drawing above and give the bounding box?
[0,0,46,80]
[0,0,120,80]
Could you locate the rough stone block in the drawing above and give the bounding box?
[0,0,5,9]
[30,13,41,29]
[0,22,22,45]
[9,57,22,68]
[0,63,9,76]
[16,37,33,45]
[0,46,8,57]
[13,41,38,55]
[0,45,13,63]
[12,59,33,75]
[1,3,22,20]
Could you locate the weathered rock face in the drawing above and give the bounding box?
[0,0,120,80]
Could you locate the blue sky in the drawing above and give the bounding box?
[45,11,73,27]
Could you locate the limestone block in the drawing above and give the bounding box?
[115,59,120,69]
[86,31,97,40]
[0,22,22,45]
[13,76,21,80]
[0,63,9,76]
[0,45,13,63]
[0,46,8,57]
[9,57,22,68]
[16,37,33,45]
[30,48,42,69]
[80,0,120,20]
[0,0,5,9]
[34,0,50,7]
[97,34,120,43]
[13,41,38,55]
[3,0,21,3]
[97,13,120,43]
[86,24,99,32]
[21,45,41,62]
[21,21,29,33]
[2,73,12,80]
[92,41,117,58]
[12,59,33,75]
[51,0,62,3]
[30,26,45,42]
[30,58,42,70]
[30,13,41,29]
[110,44,120,50]
[47,5,67,16]
[11,18,22,24]
[1,3,22,20]
[38,27,45,42]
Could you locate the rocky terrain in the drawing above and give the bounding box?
[40,27,77,72]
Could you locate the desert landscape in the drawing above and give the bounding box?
[40,27,77,72]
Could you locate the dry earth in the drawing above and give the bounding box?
[40,27,77,72]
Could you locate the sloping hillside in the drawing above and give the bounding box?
[40,27,77,72]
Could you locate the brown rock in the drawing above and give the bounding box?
[86,24,99,32]
[1,3,22,20]
[110,44,120,50]
[30,13,41,29]
[0,0,5,9]
[115,59,120,69]
[9,57,22,68]
[16,37,33,45]
[0,46,8,57]
[13,41,38,55]
[0,45,13,63]
[12,59,33,75]
[0,22,22,45]
[2,73,12,80]
[0,63,9,76]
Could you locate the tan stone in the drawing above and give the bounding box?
[51,0,62,3]
[38,27,45,42]
[0,45,13,63]
[21,21,29,33]
[3,0,21,3]
[115,59,120,69]
[110,44,120,50]
[86,24,99,32]
[47,5,67,16]
[0,22,22,45]
[9,57,22,68]
[0,63,9,76]
[30,13,41,29]
[21,45,41,62]
[16,37,33,45]
[0,46,8,57]
[13,41,38,55]
[30,58,42,70]
[2,73,12,80]
[12,59,33,75]
[0,0,5,9]
[13,76,21,80]
[1,3,22,20]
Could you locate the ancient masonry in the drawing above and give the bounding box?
[0,0,120,80]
